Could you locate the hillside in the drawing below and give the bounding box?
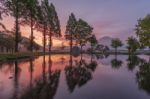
[0,32,41,52]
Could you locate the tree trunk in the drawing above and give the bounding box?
[69,54,73,67]
[6,48,9,53]
[49,30,52,54]
[80,45,83,62]
[80,52,83,65]
[30,12,34,52]
[15,0,19,53]
[70,33,73,55]
[29,58,33,87]
[42,56,46,82]
[48,54,52,76]
[43,24,46,54]
[14,61,19,85]
[149,47,150,62]
[80,43,83,53]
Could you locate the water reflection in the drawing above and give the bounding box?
[95,53,109,60]
[12,61,20,99]
[19,55,61,99]
[126,55,144,71]
[136,60,150,95]
[29,58,34,88]
[111,55,123,69]
[0,54,150,99]
[42,56,46,82]
[65,55,97,93]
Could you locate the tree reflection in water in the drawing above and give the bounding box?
[19,55,61,99]
[29,58,34,88]
[0,54,150,99]
[95,53,109,60]
[111,55,123,69]
[12,60,21,99]
[65,54,97,93]
[136,60,150,95]
[126,55,144,71]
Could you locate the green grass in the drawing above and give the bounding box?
[0,52,32,61]
[0,51,70,62]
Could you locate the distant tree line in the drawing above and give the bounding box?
[111,14,150,55]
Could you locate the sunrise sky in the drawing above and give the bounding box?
[1,0,150,46]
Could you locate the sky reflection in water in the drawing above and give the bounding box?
[0,54,150,99]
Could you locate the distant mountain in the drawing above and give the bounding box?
[98,36,113,47]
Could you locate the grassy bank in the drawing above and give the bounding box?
[0,52,37,62]
[0,51,69,62]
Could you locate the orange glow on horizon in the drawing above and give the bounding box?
[21,26,69,47]
[1,16,69,47]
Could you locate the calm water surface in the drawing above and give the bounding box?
[0,54,150,99]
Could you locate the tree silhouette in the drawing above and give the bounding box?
[87,34,98,54]
[136,61,150,94]
[41,0,49,54]
[33,0,61,54]
[46,2,61,53]
[29,58,34,87]
[75,19,93,52]
[65,13,77,54]
[21,0,39,52]
[127,54,145,71]
[0,1,9,19]
[111,56,123,69]
[127,36,139,54]
[33,1,48,54]
[2,0,26,52]
[11,60,21,99]
[42,55,46,82]
[19,55,61,99]
[65,56,97,93]
[127,55,142,71]
[111,38,123,54]
[136,14,150,50]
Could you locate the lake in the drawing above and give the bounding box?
[0,54,150,99]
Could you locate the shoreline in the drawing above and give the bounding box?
[0,50,149,62]
[0,52,69,62]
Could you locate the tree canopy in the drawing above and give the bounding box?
[65,13,77,40]
[75,19,93,47]
[111,38,123,50]
[127,36,139,53]
[136,14,150,49]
